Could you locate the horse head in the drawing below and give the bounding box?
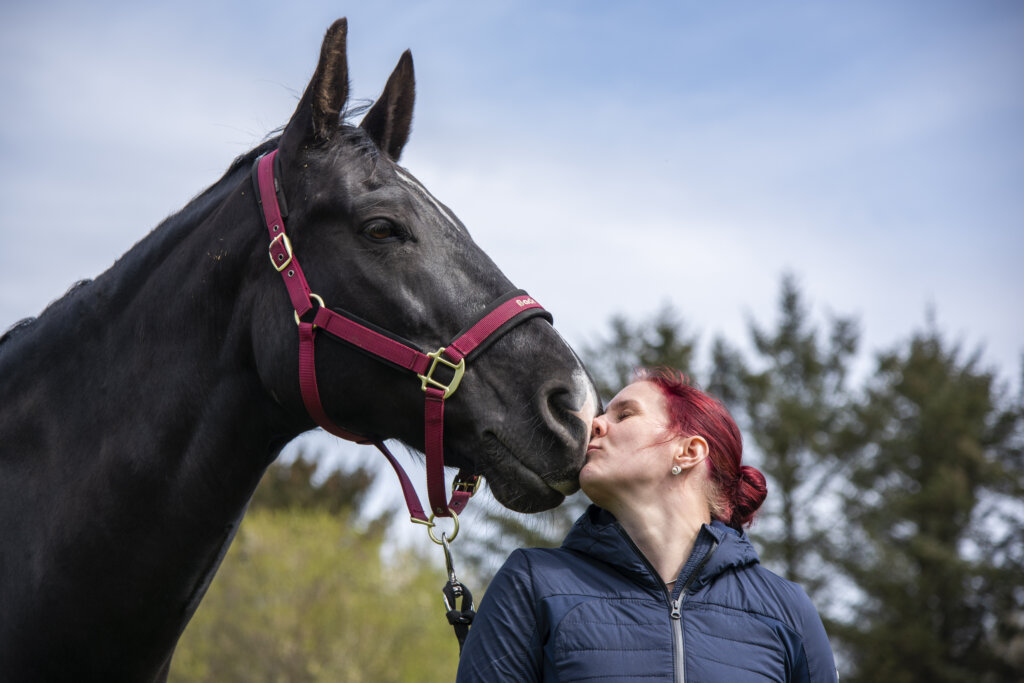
[248,20,597,512]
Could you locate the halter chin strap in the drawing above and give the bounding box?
[252,150,552,524]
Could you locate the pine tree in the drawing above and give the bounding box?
[832,324,1024,682]
[730,274,859,599]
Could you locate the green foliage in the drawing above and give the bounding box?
[170,509,459,682]
[170,454,459,681]
[831,325,1024,682]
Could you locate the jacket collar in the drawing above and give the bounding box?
[562,505,760,591]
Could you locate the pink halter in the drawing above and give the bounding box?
[253,150,552,526]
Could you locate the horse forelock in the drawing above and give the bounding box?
[321,125,381,175]
[316,125,455,226]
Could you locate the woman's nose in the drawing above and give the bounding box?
[591,414,607,438]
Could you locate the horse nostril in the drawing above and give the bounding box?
[548,384,575,415]
[536,380,590,450]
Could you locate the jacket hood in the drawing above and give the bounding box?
[562,505,760,592]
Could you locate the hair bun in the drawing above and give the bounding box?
[739,465,765,486]
[730,465,768,528]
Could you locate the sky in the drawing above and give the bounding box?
[2,1,1022,514]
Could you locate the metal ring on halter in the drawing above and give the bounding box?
[426,509,460,544]
[294,293,326,326]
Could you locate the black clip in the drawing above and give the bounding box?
[440,532,476,653]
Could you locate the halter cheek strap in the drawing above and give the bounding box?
[252,150,552,525]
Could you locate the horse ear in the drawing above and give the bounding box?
[360,50,415,161]
[278,18,350,159]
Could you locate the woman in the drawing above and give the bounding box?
[456,368,838,682]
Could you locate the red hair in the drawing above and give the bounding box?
[637,367,767,530]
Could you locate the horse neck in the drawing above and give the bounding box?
[6,165,291,465]
[0,159,303,676]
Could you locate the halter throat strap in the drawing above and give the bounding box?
[252,150,552,522]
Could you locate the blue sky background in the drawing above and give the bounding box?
[2,2,1022,509]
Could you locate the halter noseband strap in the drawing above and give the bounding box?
[252,150,552,524]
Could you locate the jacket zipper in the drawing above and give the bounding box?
[614,525,719,683]
[670,593,685,683]
[669,539,718,683]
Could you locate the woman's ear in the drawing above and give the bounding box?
[675,436,709,470]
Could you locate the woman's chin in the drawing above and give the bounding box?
[578,467,606,506]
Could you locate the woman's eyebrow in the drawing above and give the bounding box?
[607,399,641,414]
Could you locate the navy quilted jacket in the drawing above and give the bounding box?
[457,505,838,682]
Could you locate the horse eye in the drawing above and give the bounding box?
[362,219,401,242]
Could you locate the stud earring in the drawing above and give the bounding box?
[671,465,682,475]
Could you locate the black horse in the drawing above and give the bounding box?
[0,19,596,681]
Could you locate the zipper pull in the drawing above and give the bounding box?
[670,596,682,619]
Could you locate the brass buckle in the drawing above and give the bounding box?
[418,347,466,399]
[452,475,481,495]
[268,233,294,272]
